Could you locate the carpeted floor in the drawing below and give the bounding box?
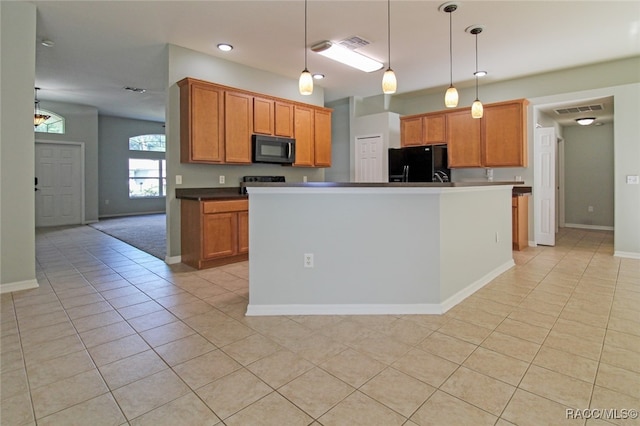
[89,213,166,259]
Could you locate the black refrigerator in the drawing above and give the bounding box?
[388,145,450,182]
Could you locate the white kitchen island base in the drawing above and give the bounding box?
[246,183,515,316]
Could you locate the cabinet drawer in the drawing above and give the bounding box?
[203,199,248,214]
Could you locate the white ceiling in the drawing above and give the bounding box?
[32,1,639,125]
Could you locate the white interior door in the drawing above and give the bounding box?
[355,135,384,182]
[35,142,83,227]
[534,127,556,246]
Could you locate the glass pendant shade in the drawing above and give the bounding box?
[33,88,50,127]
[299,69,313,95]
[444,86,459,108]
[471,99,484,119]
[382,68,397,94]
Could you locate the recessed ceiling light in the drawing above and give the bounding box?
[41,39,55,47]
[474,70,487,77]
[217,43,233,52]
[312,73,325,80]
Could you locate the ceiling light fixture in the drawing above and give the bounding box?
[299,0,313,95]
[468,25,484,119]
[382,0,397,94]
[312,73,325,80]
[41,39,55,47]
[34,87,50,127]
[441,2,459,108]
[576,117,596,126]
[217,43,233,52]
[123,86,146,93]
[311,41,383,73]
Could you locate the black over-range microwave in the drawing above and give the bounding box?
[252,134,296,164]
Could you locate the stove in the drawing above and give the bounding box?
[240,176,285,194]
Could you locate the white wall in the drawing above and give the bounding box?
[165,44,328,259]
[0,2,38,292]
[564,123,614,228]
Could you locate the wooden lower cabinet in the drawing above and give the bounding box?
[512,195,529,251]
[181,199,249,269]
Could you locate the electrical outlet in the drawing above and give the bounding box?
[304,253,314,268]
[219,175,225,184]
[303,176,308,183]
[176,175,182,185]
[588,206,594,213]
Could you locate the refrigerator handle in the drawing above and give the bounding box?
[403,165,409,182]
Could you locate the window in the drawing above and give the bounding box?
[35,109,65,134]
[128,134,166,198]
[129,159,166,198]
[129,134,166,152]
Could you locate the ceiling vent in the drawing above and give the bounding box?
[554,104,604,115]
[338,36,371,50]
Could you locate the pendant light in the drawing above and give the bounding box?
[34,87,50,127]
[299,0,313,95]
[469,26,484,119]
[382,0,397,94]
[441,2,459,108]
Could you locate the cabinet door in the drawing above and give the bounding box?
[253,97,273,135]
[424,114,446,144]
[237,211,249,254]
[180,81,224,163]
[446,109,482,168]
[483,101,527,167]
[400,116,424,146]
[294,105,314,167]
[313,108,332,167]
[225,91,253,164]
[274,101,294,137]
[203,213,237,259]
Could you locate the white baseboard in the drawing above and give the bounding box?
[0,279,39,294]
[564,223,614,231]
[614,251,640,260]
[440,260,515,313]
[246,260,516,317]
[164,255,182,265]
[98,211,165,219]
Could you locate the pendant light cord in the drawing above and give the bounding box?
[449,10,453,86]
[475,32,479,99]
[304,0,308,70]
[387,0,391,69]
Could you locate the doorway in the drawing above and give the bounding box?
[354,135,384,182]
[35,142,84,227]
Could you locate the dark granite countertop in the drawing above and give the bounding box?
[512,186,532,195]
[175,187,247,201]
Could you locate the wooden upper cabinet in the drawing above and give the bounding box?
[400,116,424,146]
[483,99,528,167]
[446,108,482,168]
[313,108,332,167]
[424,114,446,144]
[253,97,273,135]
[178,79,224,163]
[293,105,314,167]
[224,91,253,164]
[274,101,295,137]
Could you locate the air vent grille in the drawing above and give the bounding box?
[339,36,371,50]
[554,104,603,115]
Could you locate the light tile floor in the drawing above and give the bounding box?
[1,226,639,425]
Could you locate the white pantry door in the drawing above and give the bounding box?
[534,127,556,246]
[355,135,384,182]
[35,142,83,227]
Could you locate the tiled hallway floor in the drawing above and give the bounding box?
[1,226,639,425]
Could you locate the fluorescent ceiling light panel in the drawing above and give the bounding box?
[311,41,383,73]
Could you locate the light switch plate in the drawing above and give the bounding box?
[175,175,182,185]
[626,175,639,184]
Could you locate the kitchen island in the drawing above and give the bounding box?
[245,182,518,316]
